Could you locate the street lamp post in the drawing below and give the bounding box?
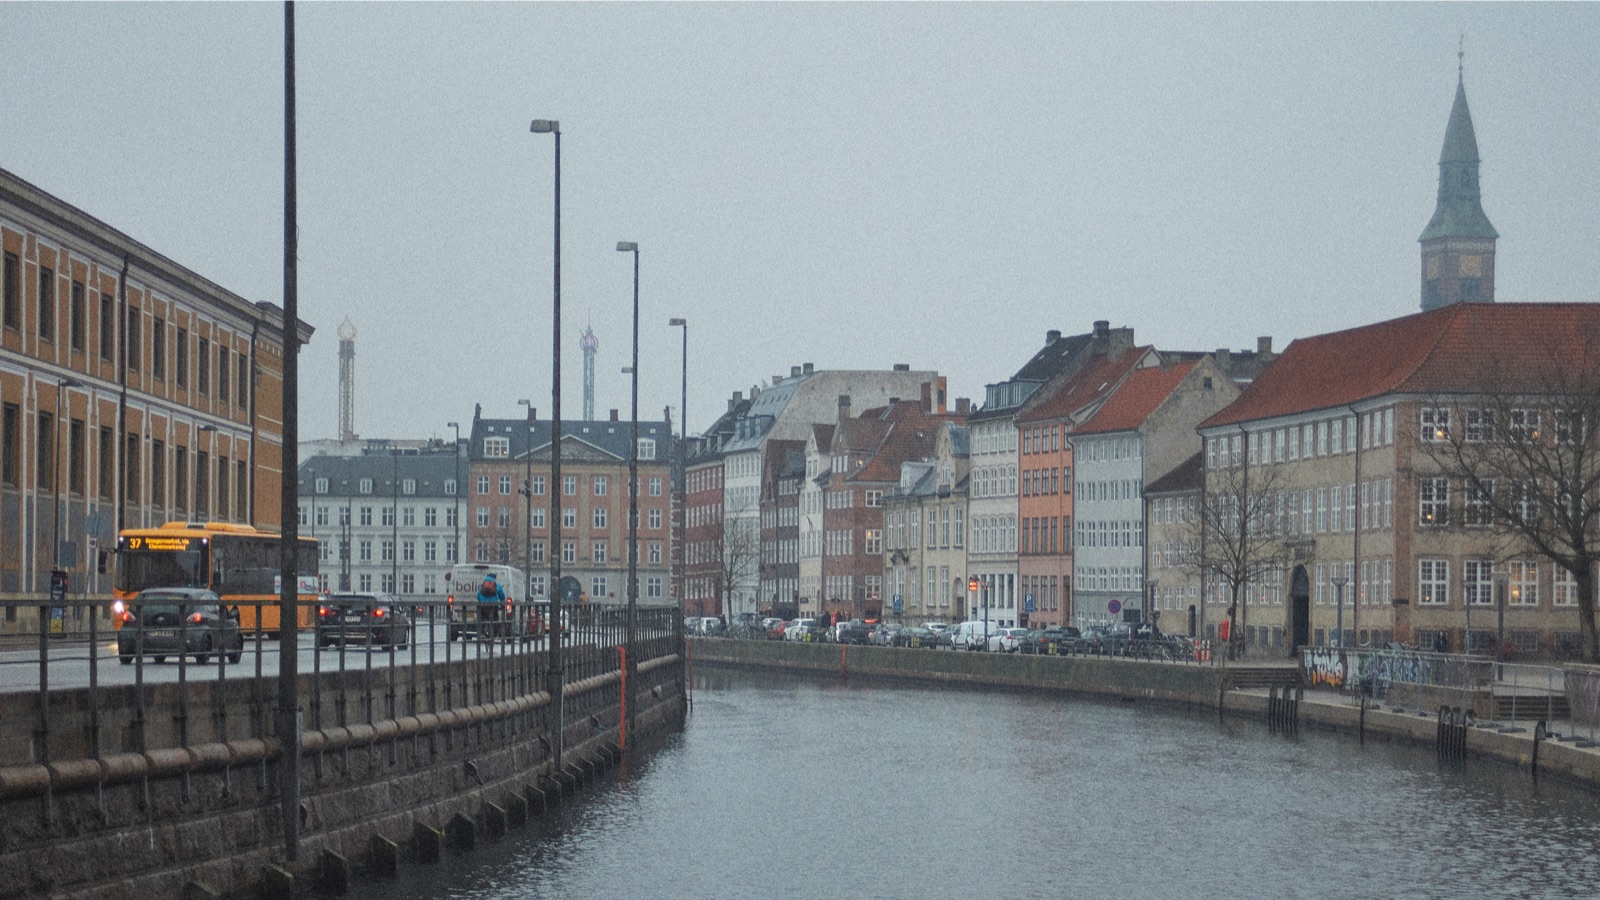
[617,240,640,746]
[518,400,534,595]
[530,117,564,769]
[1146,578,1159,632]
[1495,571,1510,681]
[668,319,686,606]
[447,421,461,568]
[53,378,84,569]
[1332,574,1348,648]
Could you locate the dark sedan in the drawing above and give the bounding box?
[1019,626,1081,655]
[117,587,244,665]
[893,626,940,649]
[316,592,414,649]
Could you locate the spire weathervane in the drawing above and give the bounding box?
[1459,34,1465,80]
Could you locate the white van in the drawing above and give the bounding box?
[949,620,994,651]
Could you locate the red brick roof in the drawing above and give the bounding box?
[1015,346,1150,425]
[1075,361,1199,435]
[1201,303,1600,429]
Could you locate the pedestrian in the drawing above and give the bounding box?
[1433,632,1448,654]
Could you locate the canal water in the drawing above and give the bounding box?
[346,669,1600,899]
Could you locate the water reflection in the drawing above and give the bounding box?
[344,669,1600,899]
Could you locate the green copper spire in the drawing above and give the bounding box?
[1418,71,1498,243]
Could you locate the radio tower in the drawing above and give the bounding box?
[580,326,599,421]
[337,317,358,442]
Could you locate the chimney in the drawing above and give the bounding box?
[1257,336,1273,356]
[921,381,933,413]
[729,390,743,412]
[791,365,802,378]
[838,394,852,421]
[609,409,619,423]
[1093,320,1110,339]
[893,363,910,371]
[1216,348,1233,371]
[803,362,814,375]
[956,397,972,416]
[1046,329,1061,345]
[526,406,537,422]
[1109,326,1134,354]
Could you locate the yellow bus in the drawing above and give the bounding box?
[113,521,319,633]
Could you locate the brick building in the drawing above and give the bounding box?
[0,168,309,632]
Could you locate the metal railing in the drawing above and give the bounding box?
[1301,645,1582,732]
[0,597,681,769]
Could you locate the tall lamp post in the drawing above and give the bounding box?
[447,421,461,569]
[668,318,687,612]
[53,378,84,570]
[617,241,640,746]
[529,117,564,769]
[1494,571,1510,681]
[517,399,534,594]
[1332,574,1348,648]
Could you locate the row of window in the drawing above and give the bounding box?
[1020,515,1070,555]
[1021,466,1069,497]
[475,473,665,497]
[883,506,966,552]
[471,538,665,567]
[0,404,245,514]
[1075,520,1144,551]
[320,537,459,565]
[311,477,443,496]
[1421,407,1585,445]
[301,504,457,528]
[472,505,664,530]
[1418,559,1577,607]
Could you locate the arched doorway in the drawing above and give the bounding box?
[1288,565,1311,654]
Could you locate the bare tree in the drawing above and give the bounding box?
[1194,455,1291,659]
[714,517,762,620]
[1417,342,1600,661]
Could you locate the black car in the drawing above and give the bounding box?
[1020,626,1081,655]
[893,626,939,649]
[117,587,245,665]
[316,592,413,649]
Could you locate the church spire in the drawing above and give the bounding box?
[1419,51,1498,311]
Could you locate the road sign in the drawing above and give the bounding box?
[1024,593,1036,613]
[1108,599,1122,615]
[892,594,903,613]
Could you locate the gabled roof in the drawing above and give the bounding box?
[1145,452,1203,495]
[1200,303,1600,430]
[1075,361,1198,436]
[1015,345,1150,425]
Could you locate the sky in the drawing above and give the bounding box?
[3,3,1598,444]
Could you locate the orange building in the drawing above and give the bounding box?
[0,168,311,633]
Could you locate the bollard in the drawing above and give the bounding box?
[258,864,294,900]
[446,812,477,852]
[1532,720,1547,779]
[368,834,399,877]
[410,822,444,864]
[484,801,507,840]
[319,849,349,895]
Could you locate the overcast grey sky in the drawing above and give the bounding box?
[4,3,1597,442]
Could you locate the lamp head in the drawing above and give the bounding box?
[668,318,686,327]
[529,119,559,133]
[616,241,638,252]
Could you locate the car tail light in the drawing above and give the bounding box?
[319,606,331,617]
[188,612,204,624]
[372,608,386,618]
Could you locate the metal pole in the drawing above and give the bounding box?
[448,421,461,569]
[530,118,563,769]
[277,0,302,861]
[1495,572,1509,681]
[671,318,686,616]
[1333,575,1347,648]
[619,243,640,744]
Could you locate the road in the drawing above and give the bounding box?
[0,622,556,693]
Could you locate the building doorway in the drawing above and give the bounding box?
[1289,565,1311,654]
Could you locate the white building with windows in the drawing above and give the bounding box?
[298,442,463,602]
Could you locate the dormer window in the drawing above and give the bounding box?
[484,436,509,458]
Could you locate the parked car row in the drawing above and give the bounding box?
[691,615,1202,662]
